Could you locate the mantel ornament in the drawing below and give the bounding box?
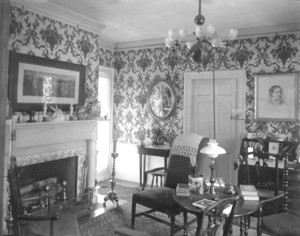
[48,105,65,122]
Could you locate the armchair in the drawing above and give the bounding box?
[131,133,209,236]
[7,156,81,236]
[257,157,300,236]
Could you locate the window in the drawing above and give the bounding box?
[97,66,114,178]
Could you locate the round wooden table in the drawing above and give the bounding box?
[173,187,259,236]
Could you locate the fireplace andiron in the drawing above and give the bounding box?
[103,126,119,206]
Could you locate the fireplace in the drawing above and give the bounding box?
[2,120,97,233]
[16,148,87,198]
[18,156,78,199]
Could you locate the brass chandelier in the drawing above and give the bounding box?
[164,0,238,64]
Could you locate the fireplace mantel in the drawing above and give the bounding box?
[14,120,97,151]
[12,120,98,187]
[2,120,98,234]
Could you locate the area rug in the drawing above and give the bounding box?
[77,184,264,236]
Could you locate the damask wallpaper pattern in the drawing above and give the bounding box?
[114,34,300,144]
[8,5,300,145]
[8,5,113,106]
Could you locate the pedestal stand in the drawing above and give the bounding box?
[209,159,216,194]
[103,151,119,206]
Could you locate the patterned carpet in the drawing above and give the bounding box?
[77,183,264,236]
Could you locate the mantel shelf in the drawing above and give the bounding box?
[15,119,98,128]
[6,119,98,150]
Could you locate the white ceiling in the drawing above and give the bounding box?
[12,0,300,50]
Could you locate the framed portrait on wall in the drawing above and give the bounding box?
[255,72,298,121]
[9,52,86,112]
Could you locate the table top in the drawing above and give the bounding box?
[173,186,261,218]
[139,143,170,150]
[138,144,170,156]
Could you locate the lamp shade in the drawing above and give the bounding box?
[200,139,226,158]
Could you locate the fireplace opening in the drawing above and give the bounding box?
[18,156,78,200]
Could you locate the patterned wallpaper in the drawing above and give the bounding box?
[114,35,300,144]
[8,5,300,145]
[9,5,114,108]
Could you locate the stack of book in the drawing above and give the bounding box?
[176,183,190,196]
[239,184,259,201]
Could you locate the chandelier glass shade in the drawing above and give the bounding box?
[164,0,238,64]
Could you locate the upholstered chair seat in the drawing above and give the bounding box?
[261,212,300,236]
[131,134,209,236]
[132,187,181,215]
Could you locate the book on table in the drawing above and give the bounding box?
[239,184,259,201]
[192,199,216,209]
[176,183,190,196]
[239,185,258,196]
[242,195,259,201]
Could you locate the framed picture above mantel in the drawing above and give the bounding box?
[255,72,298,121]
[9,52,86,112]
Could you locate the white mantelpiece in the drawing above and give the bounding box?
[2,120,98,234]
[13,120,98,188]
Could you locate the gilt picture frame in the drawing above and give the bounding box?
[9,52,86,112]
[255,72,298,121]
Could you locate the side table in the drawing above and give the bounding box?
[173,188,260,236]
[137,144,170,190]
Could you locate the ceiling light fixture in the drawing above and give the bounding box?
[164,0,238,64]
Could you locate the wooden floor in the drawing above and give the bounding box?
[75,193,127,220]
[75,178,142,219]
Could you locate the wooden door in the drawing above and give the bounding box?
[184,70,246,185]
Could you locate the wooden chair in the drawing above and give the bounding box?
[7,156,81,236]
[198,197,238,236]
[131,134,209,236]
[257,157,300,236]
[237,139,295,233]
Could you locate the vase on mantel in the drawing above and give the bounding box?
[76,106,87,120]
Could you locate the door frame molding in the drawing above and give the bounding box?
[183,70,246,137]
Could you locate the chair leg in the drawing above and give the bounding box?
[156,175,158,187]
[131,200,136,229]
[151,176,154,188]
[50,220,54,236]
[170,215,175,236]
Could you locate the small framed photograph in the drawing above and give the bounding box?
[268,142,279,154]
[255,72,298,121]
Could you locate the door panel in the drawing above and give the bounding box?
[184,70,246,185]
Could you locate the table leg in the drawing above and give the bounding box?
[183,211,187,236]
[139,152,142,189]
[139,154,147,191]
[240,217,245,236]
[244,216,249,236]
[195,215,203,236]
[164,155,168,170]
[224,218,233,236]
